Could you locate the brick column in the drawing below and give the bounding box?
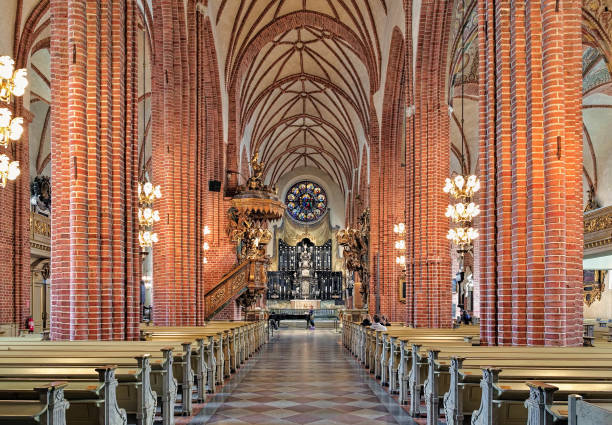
[405,0,453,328]
[50,0,140,340]
[374,28,406,322]
[478,0,583,346]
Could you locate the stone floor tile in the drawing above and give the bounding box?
[189,330,424,425]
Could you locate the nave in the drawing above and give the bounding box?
[190,329,414,425]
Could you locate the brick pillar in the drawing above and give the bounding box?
[152,4,235,325]
[478,0,583,346]
[49,0,140,340]
[375,28,406,322]
[405,0,453,328]
[0,106,31,333]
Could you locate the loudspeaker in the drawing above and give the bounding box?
[208,180,221,192]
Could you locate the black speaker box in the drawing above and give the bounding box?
[208,180,221,192]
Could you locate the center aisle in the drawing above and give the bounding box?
[190,329,420,425]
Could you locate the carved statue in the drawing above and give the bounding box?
[584,186,600,212]
[227,207,271,261]
[336,209,370,304]
[246,152,265,191]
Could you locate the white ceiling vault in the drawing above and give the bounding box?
[208,0,405,196]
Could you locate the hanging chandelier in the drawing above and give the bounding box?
[0,56,27,188]
[393,222,406,267]
[0,154,20,187]
[138,180,161,248]
[445,0,480,253]
[202,225,211,264]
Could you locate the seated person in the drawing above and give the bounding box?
[370,315,387,331]
[460,309,472,325]
[360,314,372,327]
[381,315,391,327]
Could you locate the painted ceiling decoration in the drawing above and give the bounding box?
[211,0,400,194]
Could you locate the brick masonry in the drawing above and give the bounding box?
[403,0,453,328]
[49,0,140,340]
[0,0,592,342]
[477,0,584,346]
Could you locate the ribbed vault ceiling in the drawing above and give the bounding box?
[211,0,400,194]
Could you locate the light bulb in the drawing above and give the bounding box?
[7,160,19,180]
[445,205,454,218]
[202,257,208,264]
[203,225,211,235]
[151,233,158,243]
[153,185,161,199]
[12,69,28,96]
[0,108,11,127]
[0,57,14,80]
[9,117,23,140]
[454,175,465,189]
[443,178,452,193]
[153,210,160,221]
[203,242,210,251]
[398,222,405,233]
[143,182,153,196]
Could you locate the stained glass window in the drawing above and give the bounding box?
[285,181,328,222]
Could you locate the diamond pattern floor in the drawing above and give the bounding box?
[188,329,421,424]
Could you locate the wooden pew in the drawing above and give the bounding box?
[0,352,156,425]
[144,330,231,384]
[425,346,612,425]
[0,366,127,425]
[0,381,69,425]
[0,342,179,425]
[567,394,612,425]
[140,321,264,397]
[471,376,612,425]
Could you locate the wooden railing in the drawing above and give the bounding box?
[203,259,268,320]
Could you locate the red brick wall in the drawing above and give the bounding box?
[404,0,453,328]
[372,27,407,323]
[477,0,583,346]
[151,3,237,326]
[49,0,140,340]
[0,0,48,331]
[0,106,30,331]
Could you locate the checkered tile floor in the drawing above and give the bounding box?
[188,329,421,424]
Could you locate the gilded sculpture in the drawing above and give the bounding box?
[336,209,370,304]
[227,153,285,310]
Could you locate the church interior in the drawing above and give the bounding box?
[0,0,611,424]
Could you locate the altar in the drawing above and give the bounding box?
[291,299,321,309]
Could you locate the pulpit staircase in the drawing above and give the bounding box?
[202,259,268,320]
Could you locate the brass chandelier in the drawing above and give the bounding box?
[445,0,480,253]
[0,56,27,188]
[444,174,480,251]
[393,222,406,268]
[138,180,161,248]
[202,225,211,264]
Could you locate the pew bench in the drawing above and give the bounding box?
[0,382,69,425]
[0,366,127,425]
[0,353,157,425]
[0,340,192,418]
[470,372,612,425]
[567,394,612,425]
[419,346,612,425]
[0,345,175,425]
